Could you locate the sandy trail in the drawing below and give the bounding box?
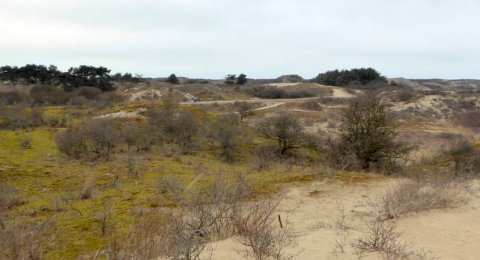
[206,178,480,259]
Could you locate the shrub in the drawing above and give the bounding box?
[79,177,96,200]
[0,184,22,210]
[236,74,248,85]
[315,68,387,87]
[166,74,180,85]
[329,94,409,170]
[258,113,313,155]
[211,115,243,162]
[0,90,26,105]
[0,105,45,130]
[56,118,119,161]
[456,111,480,128]
[367,180,467,221]
[30,85,69,105]
[0,222,54,260]
[444,138,479,175]
[248,86,316,99]
[19,136,32,149]
[234,101,254,122]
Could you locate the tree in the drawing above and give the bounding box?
[331,94,408,170]
[225,74,236,85]
[234,101,254,122]
[166,74,180,85]
[236,74,248,85]
[315,68,386,87]
[258,113,309,155]
[63,65,114,91]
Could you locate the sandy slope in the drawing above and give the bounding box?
[206,178,480,259]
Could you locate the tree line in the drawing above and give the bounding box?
[315,68,387,87]
[0,64,143,91]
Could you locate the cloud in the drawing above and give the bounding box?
[1,0,479,78]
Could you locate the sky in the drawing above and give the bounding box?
[1,0,479,79]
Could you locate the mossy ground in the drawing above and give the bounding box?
[0,111,333,258]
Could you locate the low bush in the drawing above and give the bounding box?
[367,180,467,221]
[0,222,54,260]
[248,86,316,99]
[56,118,119,161]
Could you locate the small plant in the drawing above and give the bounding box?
[126,153,142,182]
[19,136,32,149]
[79,177,96,200]
[352,220,410,258]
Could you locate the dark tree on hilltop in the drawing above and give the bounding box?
[0,64,62,85]
[315,68,386,87]
[236,74,248,85]
[166,74,180,85]
[63,65,114,91]
[225,74,236,85]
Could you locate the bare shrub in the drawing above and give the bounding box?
[252,144,278,171]
[368,180,466,221]
[146,103,201,154]
[396,90,416,103]
[19,135,32,149]
[79,177,96,200]
[456,111,480,128]
[258,113,313,155]
[30,85,69,105]
[210,115,243,162]
[234,101,254,122]
[0,105,45,130]
[56,118,119,161]
[444,137,478,175]
[329,94,410,171]
[298,99,322,111]
[121,123,155,152]
[126,153,142,181]
[0,222,54,260]
[352,220,410,259]
[235,200,295,260]
[0,184,22,210]
[0,90,26,105]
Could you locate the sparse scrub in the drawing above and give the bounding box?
[0,222,54,260]
[56,118,119,161]
[367,180,467,221]
[352,220,411,259]
[456,110,480,128]
[235,200,295,260]
[445,137,476,175]
[0,105,45,130]
[248,86,316,99]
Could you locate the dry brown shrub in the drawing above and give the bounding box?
[368,179,467,221]
[0,222,54,260]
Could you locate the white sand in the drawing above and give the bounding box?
[206,179,480,259]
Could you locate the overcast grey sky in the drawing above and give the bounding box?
[1,0,479,79]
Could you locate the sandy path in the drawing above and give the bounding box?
[206,178,480,259]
